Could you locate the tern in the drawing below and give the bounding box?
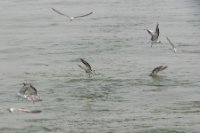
[17,83,42,103]
[166,36,177,53]
[51,8,93,21]
[146,23,161,47]
[8,108,42,113]
[78,58,94,77]
[149,65,168,77]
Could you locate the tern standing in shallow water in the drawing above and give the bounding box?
[17,83,42,103]
[149,65,168,77]
[51,8,93,21]
[146,23,161,47]
[78,58,94,77]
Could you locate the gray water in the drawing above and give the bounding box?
[0,0,200,132]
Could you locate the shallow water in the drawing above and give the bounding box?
[0,0,200,132]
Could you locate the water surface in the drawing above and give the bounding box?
[0,0,200,132]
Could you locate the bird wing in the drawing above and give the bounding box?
[151,65,167,76]
[155,23,159,36]
[28,84,38,95]
[150,24,159,41]
[147,29,158,41]
[51,8,70,18]
[80,58,92,70]
[19,83,28,95]
[74,12,93,18]
[151,66,161,75]
[146,29,153,36]
[159,66,168,71]
[166,37,176,52]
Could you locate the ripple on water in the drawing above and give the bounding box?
[137,128,187,133]
[0,126,63,133]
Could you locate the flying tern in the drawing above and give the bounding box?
[166,36,177,53]
[52,8,93,21]
[146,23,161,47]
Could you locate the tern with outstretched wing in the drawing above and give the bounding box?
[149,65,168,77]
[52,8,93,21]
[146,23,161,47]
[166,36,177,53]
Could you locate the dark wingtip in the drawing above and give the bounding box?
[31,110,42,113]
[80,58,84,62]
